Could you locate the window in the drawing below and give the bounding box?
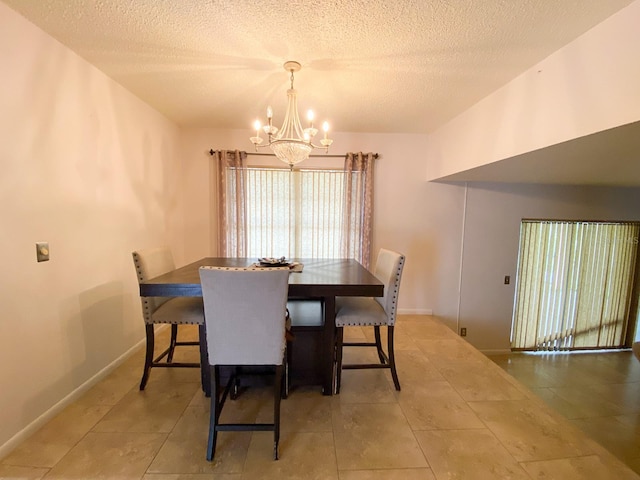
[214,150,375,266]
[511,220,639,351]
[246,167,345,258]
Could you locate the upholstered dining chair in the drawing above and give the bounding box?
[334,248,405,394]
[132,247,208,393]
[199,266,290,461]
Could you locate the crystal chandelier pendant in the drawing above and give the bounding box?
[250,61,332,169]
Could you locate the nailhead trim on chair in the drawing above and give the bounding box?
[387,254,404,327]
[133,250,204,325]
[337,253,405,327]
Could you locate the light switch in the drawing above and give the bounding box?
[36,242,50,262]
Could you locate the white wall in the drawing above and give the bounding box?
[0,3,182,451]
[426,0,640,180]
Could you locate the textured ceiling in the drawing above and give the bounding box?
[3,0,635,135]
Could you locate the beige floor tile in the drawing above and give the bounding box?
[397,380,485,430]
[92,379,200,433]
[361,325,421,352]
[393,350,446,385]
[547,385,627,417]
[438,362,527,402]
[582,381,640,414]
[147,403,255,474]
[570,416,640,462]
[76,367,140,407]
[397,317,457,341]
[342,327,367,342]
[331,403,427,470]
[257,386,333,432]
[338,468,435,480]
[333,368,397,404]
[521,454,640,480]
[241,431,337,479]
[1,403,111,468]
[414,338,489,367]
[529,387,595,419]
[469,399,595,461]
[42,431,166,479]
[0,465,49,479]
[414,429,530,479]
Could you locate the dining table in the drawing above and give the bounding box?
[138,257,384,395]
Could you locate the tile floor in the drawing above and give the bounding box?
[489,348,640,475]
[1,316,638,479]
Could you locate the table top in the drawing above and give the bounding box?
[139,257,384,298]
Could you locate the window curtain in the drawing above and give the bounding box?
[341,152,375,268]
[214,150,247,256]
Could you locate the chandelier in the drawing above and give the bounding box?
[250,61,333,168]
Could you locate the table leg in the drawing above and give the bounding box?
[321,296,336,395]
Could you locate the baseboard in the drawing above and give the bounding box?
[398,308,433,315]
[0,336,146,459]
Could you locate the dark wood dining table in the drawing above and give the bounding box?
[138,257,383,395]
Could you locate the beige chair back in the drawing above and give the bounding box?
[132,246,174,323]
[199,267,290,366]
[373,248,405,326]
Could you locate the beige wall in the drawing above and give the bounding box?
[0,3,182,452]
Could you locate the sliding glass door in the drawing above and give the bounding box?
[511,221,639,351]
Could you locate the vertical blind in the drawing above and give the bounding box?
[245,168,345,259]
[512,221,639,351]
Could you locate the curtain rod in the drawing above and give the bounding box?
[209,149,378,159]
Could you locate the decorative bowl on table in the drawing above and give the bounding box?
[258,257,291,267]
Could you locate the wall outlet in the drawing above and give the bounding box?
[504,275,510,285]
[460,327,467,337]
[36,242,50,262]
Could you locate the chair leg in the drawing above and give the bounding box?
[230,367,241,400]
[199,324,211,397]
[283,342,292,399]
[207,365,220,461]
[388,326,401,391]
[139,324,155,390]
[167,324,178,363]
[335,327,344,394]
[273,364,283,460]
[374,326,387,364]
